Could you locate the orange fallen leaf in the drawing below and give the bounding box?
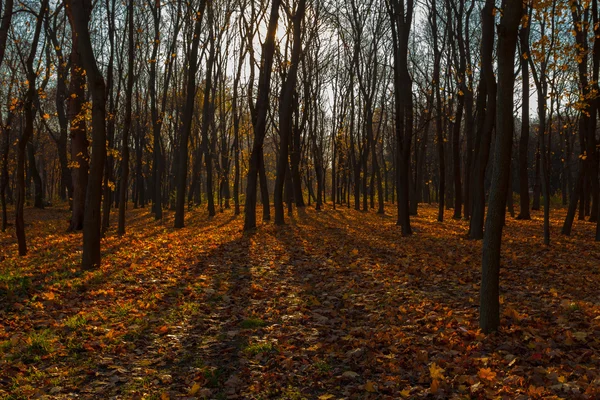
[157,325,169,334]
[478,367,497,381]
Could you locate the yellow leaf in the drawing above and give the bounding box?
[351,248,359,256]
[400,388,411,398]
[365,381,377,392]
[318,395,335,400]
[429,362,445,380]
[189,382,201,396]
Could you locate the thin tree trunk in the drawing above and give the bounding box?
[174,0,207,228]
[118,0,135,235]
[480,0,522,333]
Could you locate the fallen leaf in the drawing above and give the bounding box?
[478,367,497,381]
[429,362,445,380]
[189,382,201,396]
[365,381,377,392]
[342,371,359,379]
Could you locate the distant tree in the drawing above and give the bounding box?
[174,0,207,228]
[15,0,47,255]
[118,0,135,235]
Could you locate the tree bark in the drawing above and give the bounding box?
[174,1,207,228]
[517,9,531,220]
[16,0,47,255]
[480,0,523,333]
[244,0,281,231]
[118,0,135,235]
[67,0,108,269]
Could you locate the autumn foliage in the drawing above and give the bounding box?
[1,204,599,398]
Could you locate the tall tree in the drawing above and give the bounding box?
[274,0,306,225]
[118,0,135,235]
[387,0,413,236]
[244,0,281,231]
[174,0,207,228]
[480,0,523,333]
[517,3,532,220]
[469,0,496,240]
[15,0,47,255]
[66,0,108,269]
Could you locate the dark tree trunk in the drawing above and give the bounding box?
[174,0,207,228]
[201,27,216,217]
[243,0,280,231]
[67,0,108,269]
[102,0,117,233]
[388,0,414,236]
[27,142,44,209]
[468,0,496,240]
[67,19,89,232]
[1,110,13,232]
[517,8,532,220]
[16,0,46,255]
[274,0,305,225]
[532,140,541,210]
[430,1,445,222]
[118,0,135,235]
[480,0,522,333]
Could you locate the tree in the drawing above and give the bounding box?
[274,0,306,225]
[517,2,532,220]
[469,0,496,240]
[15,0,47,255]
[174,0,207,229]
[118,0,135,235]
[480,0,523,333]
[244,0,281,231]
[66,0,108,269]
[387,0,413,236]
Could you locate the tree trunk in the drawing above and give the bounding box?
[480,0,522,333]
[517,11,531,219]
[468,0,496,240]
[174,0,207,228]
[201,29,216,217]
[15,0,46,255]
[27,142,44,209]
[67,0,108,269]
[244,0,281,231]
[118,0,135,235]
[274,1,305,225]
[67,19,89,232]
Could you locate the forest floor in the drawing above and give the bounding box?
[1,202,600,399]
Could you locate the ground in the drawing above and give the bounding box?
[1,202,600,399]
